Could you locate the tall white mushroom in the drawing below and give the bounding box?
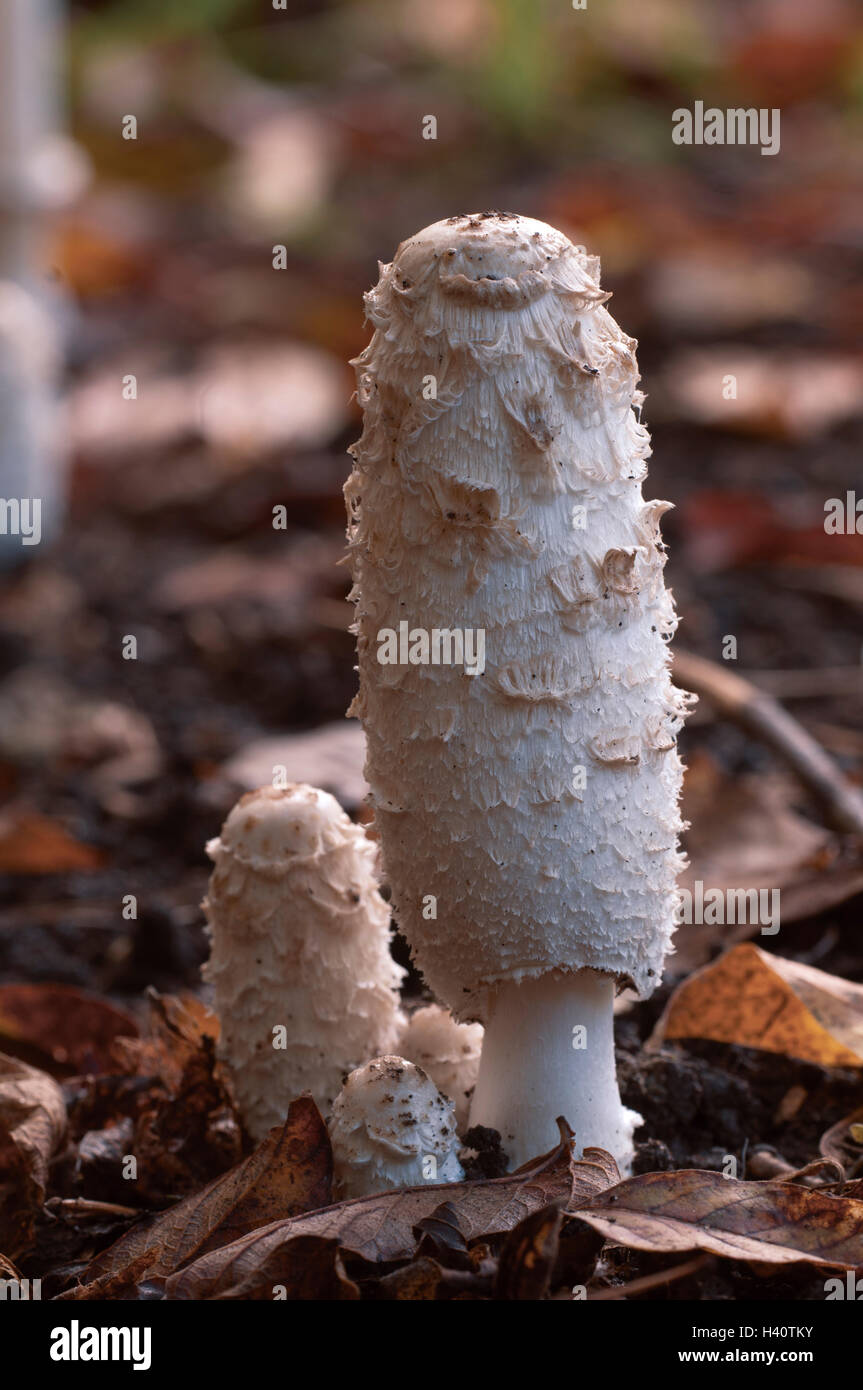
[346,213,691,1169]
[203,784,404,1140]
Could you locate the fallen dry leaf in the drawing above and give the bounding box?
[0,1053,67,1259]
[222,722,367,812]
[0,984,138,1077]
[494,1205,562,1301]
[194,343,350,458]
[164,1138,618,1300]
[111,990,219,1092]
[651,942,863,1066]
[660,348,863,441]
[678,490,863,574]
[0,1252,22,1281]
[70,341,348,462]
[106,991,240,1205]
[64,1096,331,1299]
[648,251,816,332]
[0,809,105,873]
[214,1235,360,1301]
[820,1108,863,1173]
[375,1254,454,1301]
[376,1230,497,1301]
[574,1169,863,1270]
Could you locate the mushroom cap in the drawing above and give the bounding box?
[398,1005,482,1133]
[329,1055,464,1198]
[392,212,574,299]
[209,782,367,870]
[400,1004,483,1066]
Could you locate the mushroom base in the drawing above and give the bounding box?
[468,969,640,1172]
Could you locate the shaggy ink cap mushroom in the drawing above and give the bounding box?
[203,784,404,1140]
[329,1055,465,1199]
[346,214,692,1169]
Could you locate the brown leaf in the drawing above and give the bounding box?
[111,990,219,1091]
[0,984,138,1077]
[375,1256,449,1301]
[164,1135,618,1300]
[412,1200,470,1263]
[376,1253,496,1301]
[0,1252,22,1281]
[652,943,863,1066]
[678,489,863,574]
[820,1108,863,1174]
[574,1169,863,1269]
[0,809,105,873]
[0,1053,67,1259]
[63,1096,331,1299]
[494,1205,562,1301]
[0,1127,40,1263]
[107,991,239,1204]
[95,993,233,1200]
[214,1236,360,1301]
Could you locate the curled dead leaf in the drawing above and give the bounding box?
[0,983,138,1077]
[0,809,105,874]
[165,1135,617,1299]
[820,1108,863,1177]
[0,1053,67,1259]
[574,1168,863,1270]
[62,1095,331,1299]
[494,1205,562,1300]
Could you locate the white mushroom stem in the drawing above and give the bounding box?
[468,970,639,1170]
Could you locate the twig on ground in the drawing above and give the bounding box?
[587,1254,713,1300]
[673,650,863,836]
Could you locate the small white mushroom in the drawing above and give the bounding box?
[203,783,404,1139]
[329,1056,464,1199]
[398,1004,483,1133]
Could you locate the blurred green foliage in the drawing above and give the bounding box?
[77,0,252,42]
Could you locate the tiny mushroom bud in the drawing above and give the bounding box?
[329,1055,464,1199]
[203,783,404,1140]
[346,213,692,1170]
[398,1004,483,1134]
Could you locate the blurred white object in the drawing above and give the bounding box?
[0,282,63,559]
[0,0,87,564]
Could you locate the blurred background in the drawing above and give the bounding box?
[0,0,861,1012]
